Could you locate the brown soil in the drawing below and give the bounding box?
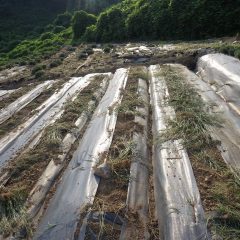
[0,79,66,139]
[0,76,106,203]
[83,68,139,239]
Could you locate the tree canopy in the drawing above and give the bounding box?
[72,10,97,39]
[80,0,240,42]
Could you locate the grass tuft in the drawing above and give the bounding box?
[159,65,222,164]
[158,64,240,239]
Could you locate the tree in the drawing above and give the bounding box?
[96,7,126,42]
[72,10,97,39]
[54,12,72,28]
[82,25,97,42]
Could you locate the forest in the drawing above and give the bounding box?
[0,0,240,68]
[81,0,240,42]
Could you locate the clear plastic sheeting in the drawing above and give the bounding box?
[0,89,16,101]
[126,46,152,55]
[116,45,153,59]
[26,76,110,219]
[197,53,240,115]
[149,65,208,240]
[158,44,175,51]
[33,68,128,240]
[120,73,150,239]
[175,63,240,177]
[0,81,53,124]
[0,66,27,84]
[0,74,105,169]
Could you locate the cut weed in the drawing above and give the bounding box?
[159,64,240,239]
[0,75,106,237]
[84,67,151,239]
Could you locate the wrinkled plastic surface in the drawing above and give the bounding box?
[0,66,27,84]
[126,77,149,215]
[149,65,207,240]
[27,76,110,218]
[126,46,152,54]
[0,89,16,101]
[0,81,53,124]
[175,63,240,176]
[198,53,240,115]
[33,68,128,240]
[0,74,103,169]
[120,73,150,239]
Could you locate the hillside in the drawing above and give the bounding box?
[0,0,67,53]
[0,0,120,54]
[67,0,121,13]
[80,0,240,42]
[0,1,240,240]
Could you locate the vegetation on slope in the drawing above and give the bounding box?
[79,0,240,42]
[0,28,73,68]
[67,0,120,14]
[0,0,67,53]
[72,11,97,40]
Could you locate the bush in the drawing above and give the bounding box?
[234,49,240,59]
[32,64,46,75]
[45,24,54,32]
[81,0,240,42]
[96,7,126,42]
[34,26,44,34]
[103,46,111,53]
[35,70,45,78]
[82,25,97,42]
[7,40,21,52]
[72,11,97,39]
[2,28,72,67]
[53,26,65,34]
[49,59,62,68]
[40,32,55,40]
[54,12,72,28]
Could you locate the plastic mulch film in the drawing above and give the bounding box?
[0,73,107,169]
[0,89,16,101]
[149,65,208,240]
[26,76,110,218]
[197,53,240,116]
[33,68,128,240]
[176,63,240,177]
[0,80,53,124]
[120,70,150,239]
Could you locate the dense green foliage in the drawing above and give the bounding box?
[72,11,97,39]
[1,0,240,68]
[67,0,120,14]
[81,0,240,42]
[219,44,240,59]
[54,12,72,28]
[0,0,67,53]
[0,28,72,67]
[0,0,119,67]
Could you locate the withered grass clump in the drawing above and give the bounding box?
[84,67,147,239]
[0,75,105,237]
[0,186,33,237]
[159,65,240,239]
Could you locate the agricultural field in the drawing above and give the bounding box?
[0,41,240,240]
